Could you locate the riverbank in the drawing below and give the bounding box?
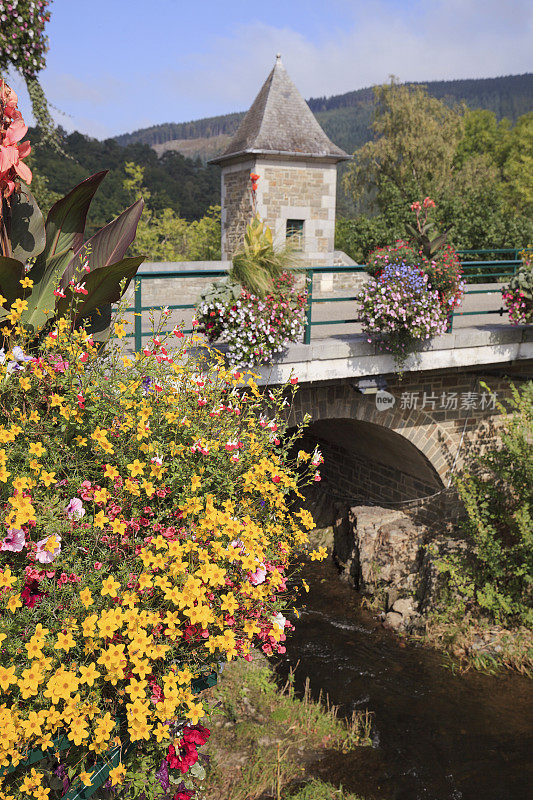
[311,524,533,676]
[277,555,533,800]
[202,651,372,800]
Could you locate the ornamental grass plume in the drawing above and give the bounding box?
[0,317,321,798]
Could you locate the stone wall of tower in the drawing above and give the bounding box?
[220,159,255,260]
[220,156,338,264]
[255,158,337,266]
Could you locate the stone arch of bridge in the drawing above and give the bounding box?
[288,385,459,485]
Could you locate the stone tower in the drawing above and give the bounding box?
[210,55,349,264]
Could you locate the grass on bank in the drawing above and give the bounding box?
[202,652,372,800]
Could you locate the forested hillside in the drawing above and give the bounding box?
[29,127,221,235]
[115,73,533,159]
[28,72,532,253]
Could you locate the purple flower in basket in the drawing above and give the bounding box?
[155,758,170,791]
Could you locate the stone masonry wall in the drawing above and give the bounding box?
[256,158,337,266]
[220,160,254,259]
[220,157,338,263]
[290,365,530,530]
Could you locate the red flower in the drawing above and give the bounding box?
[183,725,210,746]
[166,741,199,774]
[250,173,260,181]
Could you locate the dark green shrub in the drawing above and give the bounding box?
[446,382,533,625]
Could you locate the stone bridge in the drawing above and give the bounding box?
[254,324,533,528]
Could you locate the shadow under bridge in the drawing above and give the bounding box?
[293,418,445,528]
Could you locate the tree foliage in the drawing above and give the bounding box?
[124,163,220,261]
[30,128,221,237]
[337,81,533,261]
[445,382,533,625]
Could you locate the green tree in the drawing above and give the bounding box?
[343,79,466,210]
[448,382,533,625]
[124,162,220,261]
[502,112,533,216]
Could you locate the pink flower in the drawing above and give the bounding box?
[0,81,32,197]
[35,534,61,564]
[1,528,26,552]
[249,564,267,586]
[66,498,85,519]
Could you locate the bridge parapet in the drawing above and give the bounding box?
[255,324,533,386]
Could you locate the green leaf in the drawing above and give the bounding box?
[428,232,449,254]
[84,303,113,344]
[61,199,144,290]
[31,171,108,282]
[21,249,74,331]
[57,256,144,324]
[10,187,45,263]
[0,256,25,306]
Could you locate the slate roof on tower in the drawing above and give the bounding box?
[210,55,349,164]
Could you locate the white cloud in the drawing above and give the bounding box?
[10,0,533,136]
[160,0,533,118]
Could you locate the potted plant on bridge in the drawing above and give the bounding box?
[359,199,465,368]
[503,249,533,324]
[196,175,307,367]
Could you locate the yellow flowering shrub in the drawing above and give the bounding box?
[0,320,319,799]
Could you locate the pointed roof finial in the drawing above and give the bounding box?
[276,53,282,60]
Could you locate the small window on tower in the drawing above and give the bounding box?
[286,219,304,250]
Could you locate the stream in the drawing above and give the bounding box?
[275,557,533,800]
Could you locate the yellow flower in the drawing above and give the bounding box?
[0,665,17,690]
[114,323,126,339]
[127,459,145,477]
[309,547,327,561]
[154,722,170,742]
[93,487,108,504]
[186,700,205,725]
[141,479,155,497]
[7,594,22,613]
[79,588,93,609]
[78,772,93,787]
[43,534,59,553]
[220,592,239,615]
[79,663,100,687]
[93,510,108,529]
[101,576,121,598]
[40,471,56,488]
[54,631,75,652]
[103,464,119,480]
[20,276,34,289]
[10,298,28,314]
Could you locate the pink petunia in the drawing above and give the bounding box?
[66,498,85,519]
[35,534,61,564]
[249,564,267,586]
[1,528,26,552]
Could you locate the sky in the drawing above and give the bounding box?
[8,0,533,139]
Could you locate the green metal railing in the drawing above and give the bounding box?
[127,249,525,351]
